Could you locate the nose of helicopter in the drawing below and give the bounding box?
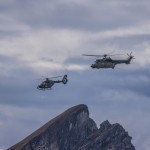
[37,85,41,89]
[91,64,95,68]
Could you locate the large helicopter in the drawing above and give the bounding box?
[83,52,134,69]
[37,75,68,90]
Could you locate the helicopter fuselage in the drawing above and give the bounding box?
[91,56,133,69]
[91,61,115,69]
[38,80,55,90]
[37,75,68,90]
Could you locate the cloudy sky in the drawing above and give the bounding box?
[0,0,150,149]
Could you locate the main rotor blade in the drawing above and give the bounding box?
[82,54,124,57]
[38,75,63,80]
[82,54,104,57]
[49,76,62,79]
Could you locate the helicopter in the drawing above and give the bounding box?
[83,52,134,69]
[37,75,68,90]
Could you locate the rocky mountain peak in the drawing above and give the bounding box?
[99,120,111,131]
[8,104,135,150]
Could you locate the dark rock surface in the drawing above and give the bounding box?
[8,104,135,150]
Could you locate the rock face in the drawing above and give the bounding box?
[8,104,135,150]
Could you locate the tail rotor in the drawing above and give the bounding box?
[127,52,135,59]
[62,75,68,84]
[126,52,135,64]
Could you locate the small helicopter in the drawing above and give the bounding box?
[37,75,68,90]
[83,52,134,69]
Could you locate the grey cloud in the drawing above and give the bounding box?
[0,55,40,107]
[0,1,150,149]
[97,67,150,97]
[1,0,150,31]
[0,31,22,39]
[0,54,13,62]
[64,56,91,65]
[40,57,54,62]
[89,34,150,50]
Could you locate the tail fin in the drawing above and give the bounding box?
[126,52,134,64]
[62,75,68,84]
